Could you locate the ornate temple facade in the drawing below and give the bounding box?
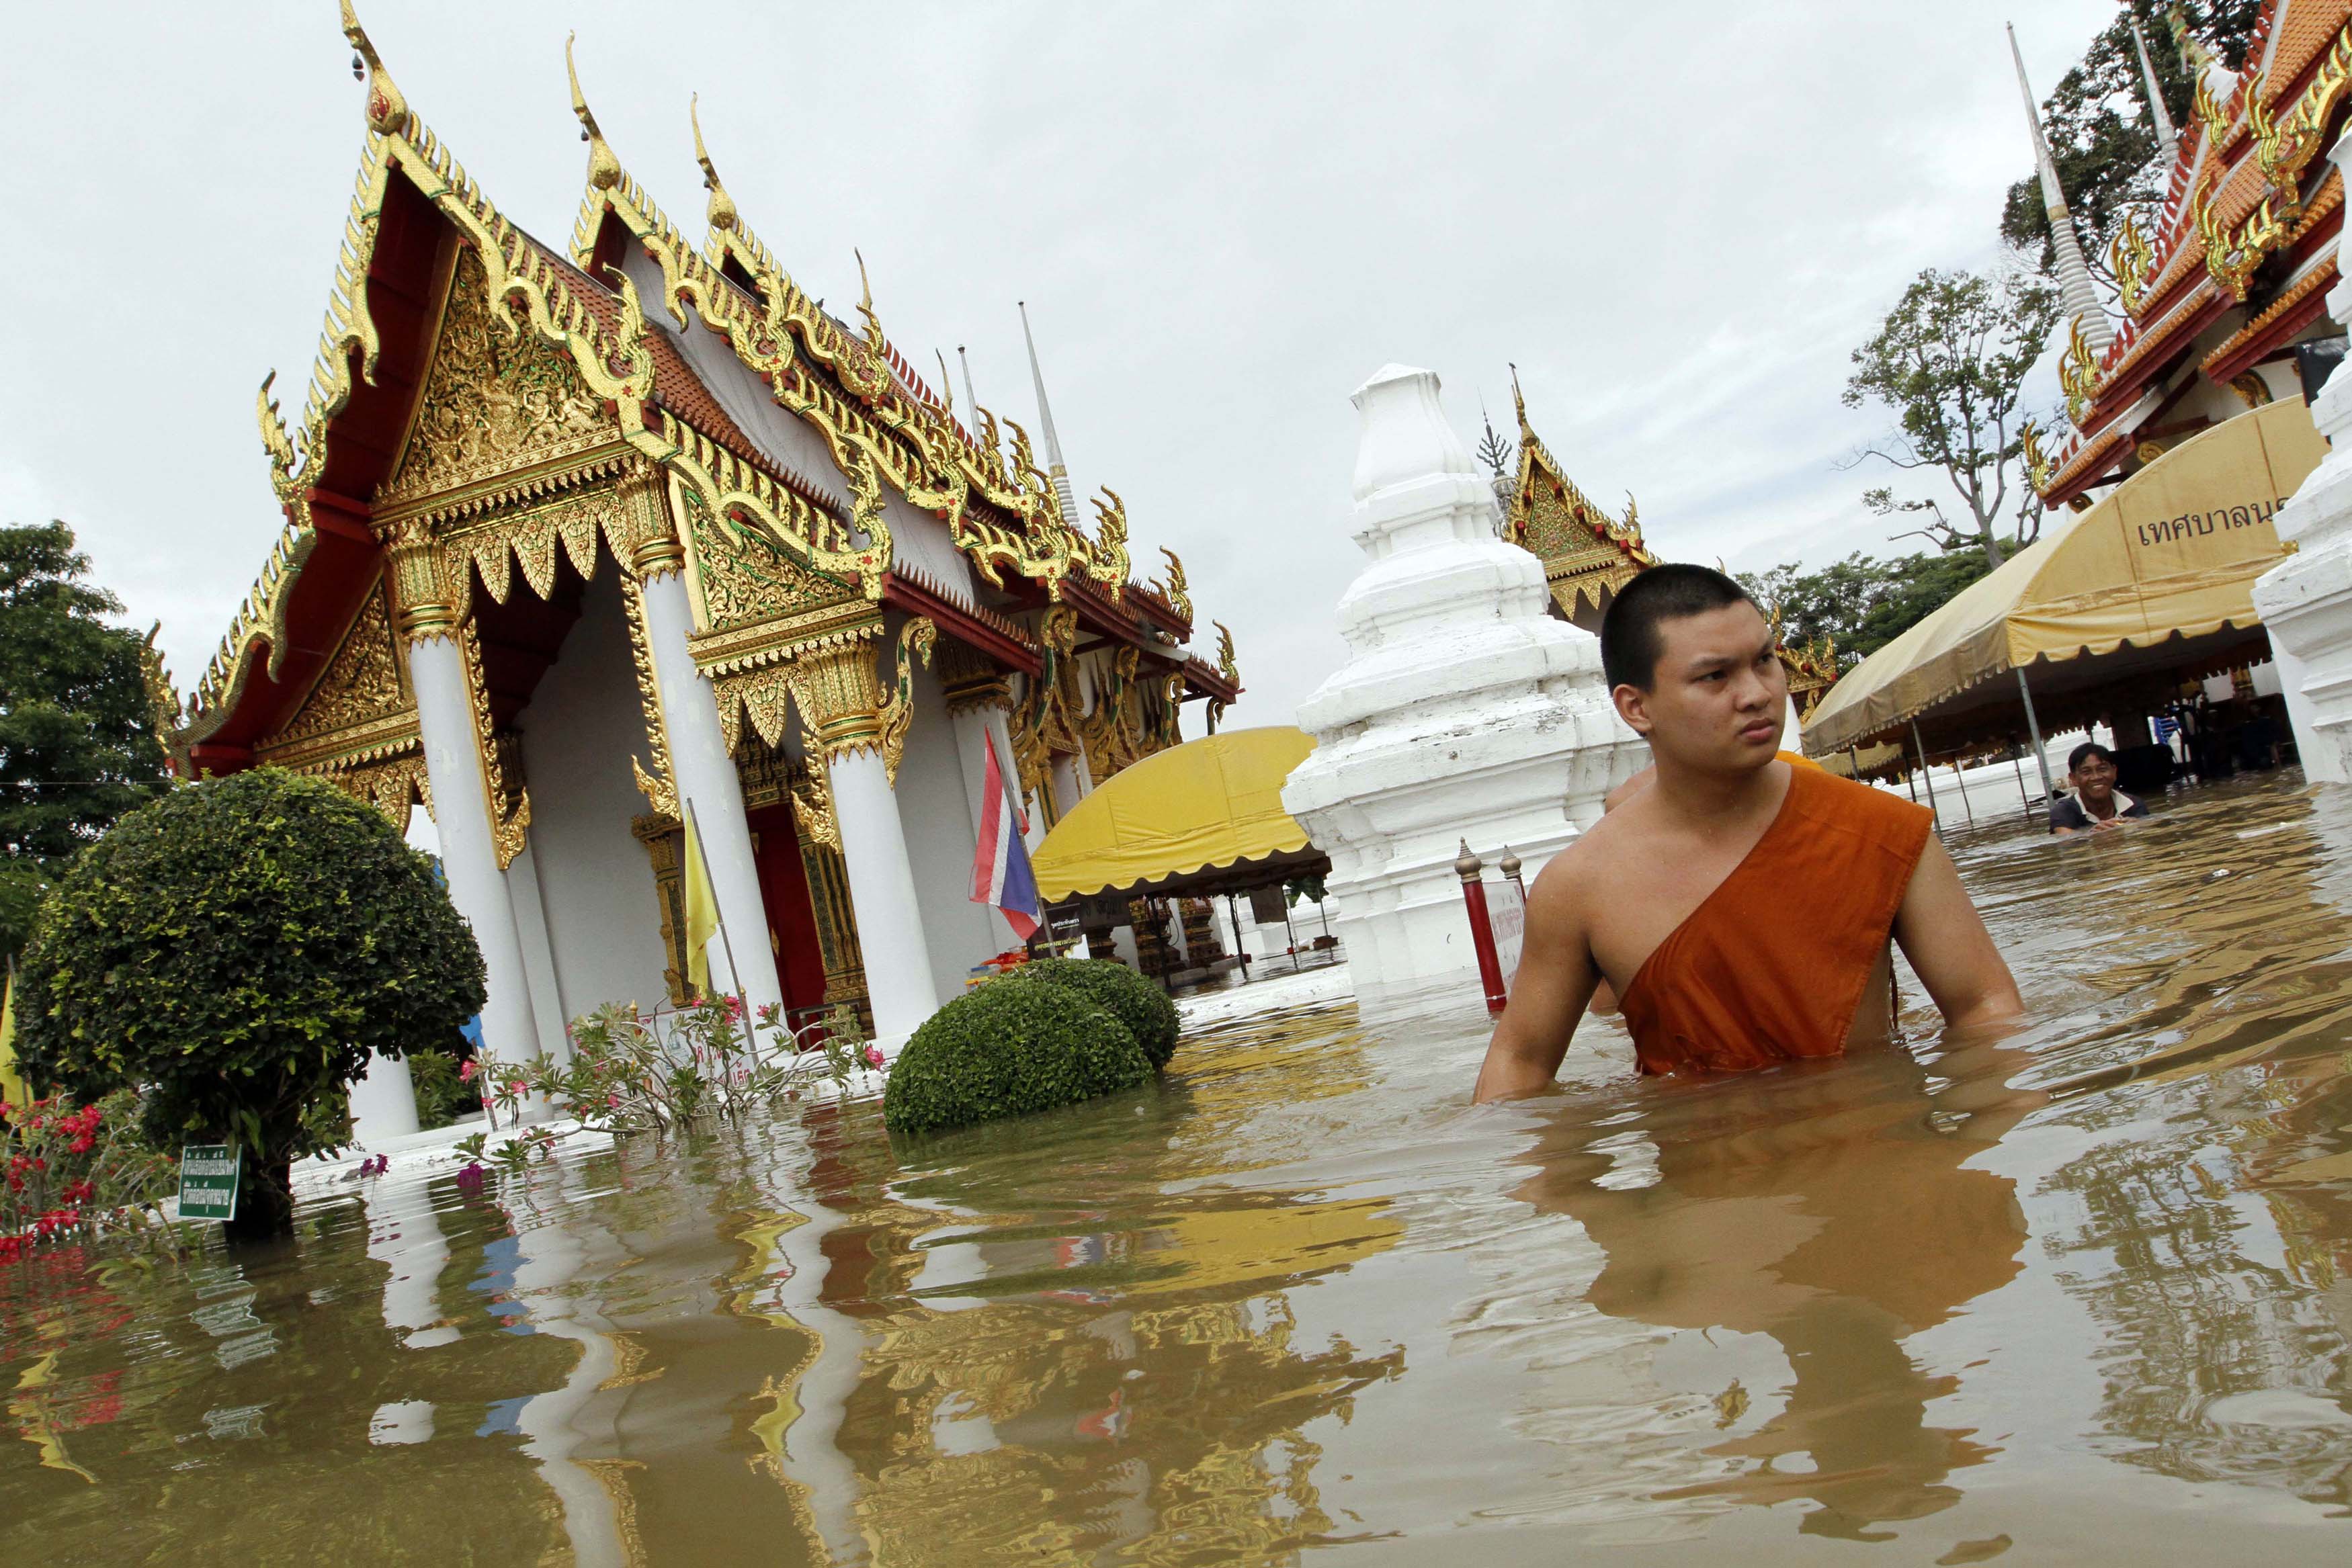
[1501,386,1840,718]
[151,11,1240,1122]
[2035,3,2352,511]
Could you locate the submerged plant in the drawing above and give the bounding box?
[0,1090,183,1265]
[507,996,878,1137]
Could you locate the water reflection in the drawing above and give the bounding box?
[1511,1039,2037,1539]
[8,774,2352,1561]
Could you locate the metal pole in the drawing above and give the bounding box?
[1454,840,1509,1016]
[1846,745,1863,781]
[2013,750,2032,822]
[1953,761,1975,827]
[1226,894,1247,984]
[685,799,757,1063]
[2015,666,2054,803]
[1911,720,1942,834]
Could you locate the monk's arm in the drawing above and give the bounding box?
[1892,836,2026,1029]
[1474,865,1599,1102]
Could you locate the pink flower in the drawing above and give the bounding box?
[458,1059,478,1083]
[863,1045,884,1070]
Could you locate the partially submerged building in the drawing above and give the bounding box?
[154,9,1239,1123]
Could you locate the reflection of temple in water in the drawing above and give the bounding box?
[2046,1055,2352,1513]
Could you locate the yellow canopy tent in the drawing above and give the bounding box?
[1802,397,2326,773]
[1032,726,1325,903]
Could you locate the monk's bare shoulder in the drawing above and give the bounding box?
[1527,807,1642,926]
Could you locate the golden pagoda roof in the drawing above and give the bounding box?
[1503,378,1656,629]
[175,4,1224,753]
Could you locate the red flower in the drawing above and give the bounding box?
[458,1059,478,1083]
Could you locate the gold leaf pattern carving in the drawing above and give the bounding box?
[280,582,410,744]
[380,247,613,506]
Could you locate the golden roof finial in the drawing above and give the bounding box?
[689,93,738,232]
[1508,361,1530,432]
[565,33,621,191]
[341,0,407,135]
[853,248,888,350]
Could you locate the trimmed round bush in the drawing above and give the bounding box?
[884,978,1152,1137]
[15,768,486,1237]
[1005,957,1180,1069]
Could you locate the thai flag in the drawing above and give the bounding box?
[971,729,1042,939]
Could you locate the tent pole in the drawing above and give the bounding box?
[1912,720,1941,834]
[1846,744,1863,781]
[2016,666,2054,803]
[2013,750,2031,822]
[1227,894,1247,984]
[1953,761,1975,827]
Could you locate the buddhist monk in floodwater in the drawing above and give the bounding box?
[1474,564,2024,1098]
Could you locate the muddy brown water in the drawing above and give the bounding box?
[7,772,2352,1565]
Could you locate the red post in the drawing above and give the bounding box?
[1456,840,1508,1016]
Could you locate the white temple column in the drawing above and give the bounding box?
[631,542,784,1015]
[794,638,941,1044]
[379,525,543,1078]
[347,1054,419,1143]
[2255,128,2352,786]
[408,632,544,1073]
[502,843,573,1063]
[828,748,939,1043]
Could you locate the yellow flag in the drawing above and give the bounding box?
[0,969,26,1108]
[682,807,719,998]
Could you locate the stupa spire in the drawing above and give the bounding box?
[2129,14,2179,161]
[2009,22,2113,353]
[1018,302,1083,527]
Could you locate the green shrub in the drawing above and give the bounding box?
[1005,957,1180,1069]
[884,978,1152,1137]
[14,769,485,1239]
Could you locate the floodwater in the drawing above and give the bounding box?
[8,774,2352,1565]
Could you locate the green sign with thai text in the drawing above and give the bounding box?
[178,1145,240,1222]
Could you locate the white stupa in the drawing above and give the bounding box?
[1282,364,1647,1013]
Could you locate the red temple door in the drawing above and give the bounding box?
[745,803,830,1025]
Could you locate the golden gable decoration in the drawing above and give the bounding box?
[379,248,615,507]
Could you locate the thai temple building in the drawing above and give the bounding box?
[1499,383,1840,719]
[146,7,1240,1118]
[2032,2,2352,513]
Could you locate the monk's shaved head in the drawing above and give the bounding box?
[1599,564,1757,691]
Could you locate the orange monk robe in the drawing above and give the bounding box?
[1618,764,1933,1077]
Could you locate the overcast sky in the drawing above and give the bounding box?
[0,1,2116,732]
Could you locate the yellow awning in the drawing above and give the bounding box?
[1804,398,2325,755]
[1032,727,1318,902]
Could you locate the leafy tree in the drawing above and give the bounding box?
[2000,1,2266,281]
[1843,267,2058,569]
[0,521,171,961]
[1741,547,1998,672]
[14,769,485,1241]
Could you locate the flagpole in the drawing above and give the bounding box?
[685,799,758,1063]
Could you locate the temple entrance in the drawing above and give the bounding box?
[747,803,829,1025]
